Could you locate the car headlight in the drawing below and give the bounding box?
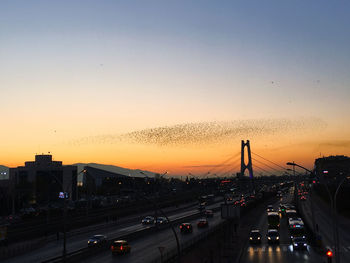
[295,244,298,246]
[303,243,307,246]
[94,241,97,244]
[268,237,271,240]
[276,237,279,240]
[250,237,252,240]
[258,237,260,240]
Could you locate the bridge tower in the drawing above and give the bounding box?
[240,140,255,193]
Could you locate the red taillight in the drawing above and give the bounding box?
[120,246,123,250]
[180,226,182,229]
[327,251,333,257]
[187,226,190,229]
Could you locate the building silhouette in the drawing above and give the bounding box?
[9,155,77,210]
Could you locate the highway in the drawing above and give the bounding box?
[3,200,221,263]
[82,208,224,263]
[300,191,350,262]
[240,189,324,263]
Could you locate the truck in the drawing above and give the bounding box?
[267,212,280,229]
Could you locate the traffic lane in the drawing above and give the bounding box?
[241,194,323,263]
[82,212,224,263]
[1,220,149,263]
[3,202,219,263]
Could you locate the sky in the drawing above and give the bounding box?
[1,0,350,176]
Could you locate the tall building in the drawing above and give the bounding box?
[9,155,77,208]
[314,155,350,179]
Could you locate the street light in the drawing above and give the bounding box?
[286,162,312,173]
[286,161,316,244]
[138,171,181,262]
[333,176,350,263]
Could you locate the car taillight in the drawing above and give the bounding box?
[187,226,190,229]
[180,226,182,229]
[120,246,123,250]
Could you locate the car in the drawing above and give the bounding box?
[286,209,298,219]
[156,217,168,225]
[267,205,274,212]
[292,236,307,250]
[141,216,155,225]
[288,217,304,229]
[111,240,131,254]
[249,230,262,244]
[88,235,107,247]
[180,223,193,233]
[197,218,209,228]
[205,209,214,218]
[267,229,280,244]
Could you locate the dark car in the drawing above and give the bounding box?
[292,236,307,250]
[141,216,155,225]
[88,235,107,247]
[205,209,214,218]
[267,229,280,244]
[249,230,262,244]
[111,240,131,255]
[197,218,208,228]
[156,217,168,225]
[180,223,193,233]
[266,205,274,212]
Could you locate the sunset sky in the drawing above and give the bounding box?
[1,0,350,176]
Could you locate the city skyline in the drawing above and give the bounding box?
[1,1,350,175]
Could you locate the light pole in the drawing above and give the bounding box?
[139,171,181,262]
[48,172,70,262]
[332,175,350,263]
[286,162,316,238]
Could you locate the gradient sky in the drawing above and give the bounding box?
[1,0,350,176]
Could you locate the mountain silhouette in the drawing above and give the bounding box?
[72,163,156,178]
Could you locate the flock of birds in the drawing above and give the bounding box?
[70,118,326,147]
